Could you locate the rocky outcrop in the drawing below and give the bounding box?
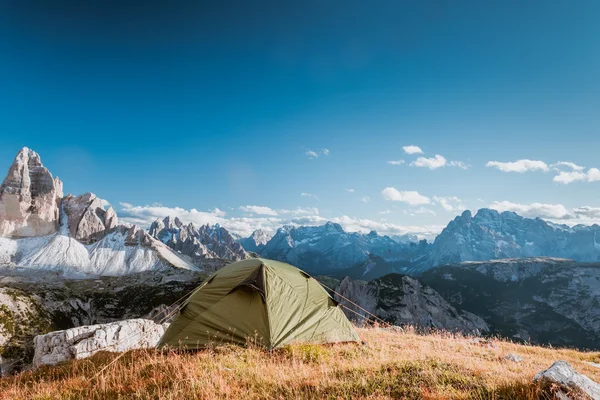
[62,193,116,243]
[334,274,489,335]
[0,287,52,375]
[534,360,600,399]
[150,217,247,262]
[239,229,271,253]
[0,148,63,238]
[33,319,167,368]
[420,258,600,349]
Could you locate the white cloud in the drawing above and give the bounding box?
[346,188,355,193]
[448,161,469,170]
[301,192,319,201]
[553,168,600,184]
[211,208,227,217]
[360,196,370,203]
[387,160,405,166]
[551,161,585,172]
[433,196,465,212]
[239,205,278,216]
[410,154,447,169]
[381,187,431,205]
[305,150,319,159]
[485,159,549,173]
[488,201,572,220]
[402,145,423,155]
[378,210,391,215]
[305,149,329,159]
[488,201,600,226]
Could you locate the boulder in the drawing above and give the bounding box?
[0,147,63,237]
[33,319,167,368]
[534,360,600,399]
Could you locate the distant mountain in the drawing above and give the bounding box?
[420,257,600,349]
[415,209,600,272]
[0,148,193,276]
[149,217,247,264]
[238,229,271,253]
[256,222,424,274]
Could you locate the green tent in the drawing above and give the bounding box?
[158,258,360,350]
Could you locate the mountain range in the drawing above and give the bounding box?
[1,146,600,370]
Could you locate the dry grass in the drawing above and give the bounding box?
[1,327,599,399]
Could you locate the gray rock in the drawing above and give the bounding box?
[334,275,489,335]
[149,217,247,263]
[0,147,63,237]
[62,193,112,243]
[534,360,600,399]
[238,229,272,252]
[503,353,523,363]
[33,319,167,368]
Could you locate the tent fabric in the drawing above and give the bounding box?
[158,258,360,350]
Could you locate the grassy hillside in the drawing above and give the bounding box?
[1,327,599,399]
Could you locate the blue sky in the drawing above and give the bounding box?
[1,1,600,237]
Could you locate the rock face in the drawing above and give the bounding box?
[62,193,118,243]
[420,258,600,349]
[0,287,52,375]
[149,217,247,262]
[238,229,271,253]
[258,223,426,274]
[417,209,600,272]
[0,148,63,238]
[33,319,167,368]
[334,274,489,335]
[534,360,600,399]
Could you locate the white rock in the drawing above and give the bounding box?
[33,319,168,368]
[0,148,63,238]
[534,360,600,399]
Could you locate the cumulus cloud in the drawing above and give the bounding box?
[551,161,585,172]
[402,145,423,155]
[118,202,441,239]
[433,196,465,212]
[360,196,370,203]
[489,201,570,219]
[211,208,227,217]
[239,205,279,216]
[387,160,405,166]
[553,168,600,184]
[485,159,549,173]
[322,148,330,156]
[488,201,600,226]
[381,187,430,205]
[410,154,447,169]
[346,188,355,193]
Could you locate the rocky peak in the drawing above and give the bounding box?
[0,147,63,237]
[61,192,115,243]
[148,216,248,263]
